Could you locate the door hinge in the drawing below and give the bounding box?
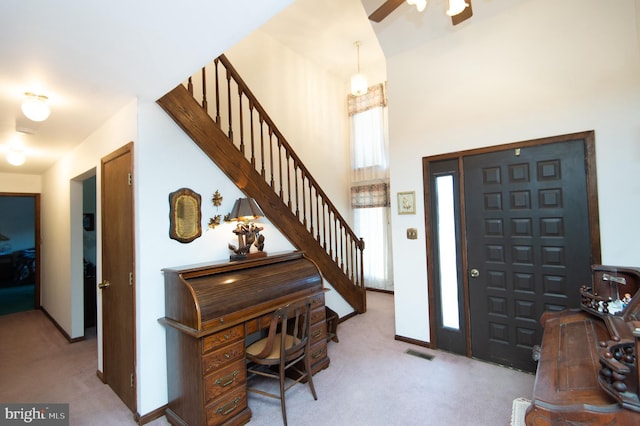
[130,373,135,388]
[128,173,132,186]
[129,272,133,286]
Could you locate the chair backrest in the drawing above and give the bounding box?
[252,297,313,361]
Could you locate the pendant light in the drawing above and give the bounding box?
[407,0,427,12]
[21,92,51,122]
[446,0,469,16]
[350,41,368,96]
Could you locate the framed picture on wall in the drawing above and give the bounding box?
[397,191,416,215]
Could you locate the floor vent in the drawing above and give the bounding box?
[405,349,434,361]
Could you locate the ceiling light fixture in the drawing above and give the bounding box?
[407,0,427,13]
[446,0,469,16]
[7,147,26,166]
[350,41,368,96]
[21,92,51,122]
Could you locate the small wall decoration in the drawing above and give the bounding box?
[397,191,416,215]
[208,190,223,229]
[169,188,202,243]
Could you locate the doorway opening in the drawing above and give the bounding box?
[0,194,39,316]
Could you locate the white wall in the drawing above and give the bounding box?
[385,0,640,342]
[40,99,138,339]
[0,173,41,193]
[225,29,356,317]
[226,29,352,221]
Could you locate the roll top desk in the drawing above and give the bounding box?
[159,251,330,426]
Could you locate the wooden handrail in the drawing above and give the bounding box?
[181,54,365,311]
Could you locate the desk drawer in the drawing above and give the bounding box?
[205,386,248,426]
[203,324,244,354]
[204,359,246,405]
[310,304,326,325]
[310,321,326,345]
[203,339,245,375]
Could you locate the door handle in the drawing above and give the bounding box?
[98,280,111,289]
[470,269,480,278]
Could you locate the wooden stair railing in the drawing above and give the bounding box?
[157,54,366,313]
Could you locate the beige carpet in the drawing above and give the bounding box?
[0,292,535,425]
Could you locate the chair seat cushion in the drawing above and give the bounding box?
[246,333,300,360]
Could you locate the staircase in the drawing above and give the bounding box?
[157,54,366,313]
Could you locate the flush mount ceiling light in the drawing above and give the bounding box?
[7,147,26,166]
[350,41,368,96]
[21,92,51,122]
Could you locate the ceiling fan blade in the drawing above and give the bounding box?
[451,0,473,25]
[368,0,406,23]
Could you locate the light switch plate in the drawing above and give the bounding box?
[407,228,418,239]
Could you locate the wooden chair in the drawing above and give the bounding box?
[245,296,318,425]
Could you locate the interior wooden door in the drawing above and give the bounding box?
[463,139,593,372]
[100,142,136,412]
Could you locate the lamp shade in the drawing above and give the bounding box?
[351,73,368,96]
[229,198,263,222]
[21,93,50,122]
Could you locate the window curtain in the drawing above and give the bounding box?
[349,83,393,291]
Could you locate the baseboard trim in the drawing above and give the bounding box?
[365,287,394,295]
[136,405,167,425]
[96,369,105,383]
[39,307,85,343]
[395,334,432,348]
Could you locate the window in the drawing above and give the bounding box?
[348,84,393,291]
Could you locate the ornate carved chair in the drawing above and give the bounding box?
[245,296,318,425]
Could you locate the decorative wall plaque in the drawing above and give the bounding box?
[169,188,202,243]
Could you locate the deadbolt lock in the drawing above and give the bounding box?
[470,269,480,278]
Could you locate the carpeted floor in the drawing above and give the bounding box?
[0,291,535,425]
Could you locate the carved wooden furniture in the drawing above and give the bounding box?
[526,265,640,425]
[160,252,329,426]
[246,296,318,426]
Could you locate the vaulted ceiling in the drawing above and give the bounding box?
[0,0,524,175]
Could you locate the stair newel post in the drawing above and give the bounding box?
[201,66,208,113]
[359,238,365,289]
[187,77,193,96]
[213,58,221,126]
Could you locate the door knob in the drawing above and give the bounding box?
[98,280,111,289]
[470,269,480,278]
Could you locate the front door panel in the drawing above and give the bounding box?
[464,140,592,372]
